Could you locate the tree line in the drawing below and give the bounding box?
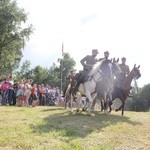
[14,53,76,88]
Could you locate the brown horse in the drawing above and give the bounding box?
[111,64,141,115]
[64,76,76,111]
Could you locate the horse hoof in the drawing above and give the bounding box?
[76,109,80,113]
[82,108,85,111]
[115,109,119,112]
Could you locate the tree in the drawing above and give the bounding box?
[14,60,32,81]
[139,84,150,110]
[0,0,32,75]
[32,66,48,84]
[14,52,76,88]
[128,84,150,112]
[58,53,76,90]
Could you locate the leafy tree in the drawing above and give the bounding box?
[58,53,76,90]
[138,84,150,110]
[20,60,33,79]
[14,52,76,89]
[32,66,48,85]
[46,63,60,87]
[0,0,32,75]
[128,84,150,112]
[14,60,32,81]
[130,94,149,112]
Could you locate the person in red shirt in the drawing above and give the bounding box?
[1,79,10,105]
[31,83,38,107]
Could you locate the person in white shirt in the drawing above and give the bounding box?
[24,79,32,107]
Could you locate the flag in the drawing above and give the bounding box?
[62,43,64,56]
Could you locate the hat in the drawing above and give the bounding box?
[104,51,109,55]
[92,49,99,54]
[121,57,126,60]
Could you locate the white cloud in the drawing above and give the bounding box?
[17,0,149,87]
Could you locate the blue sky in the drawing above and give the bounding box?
[17,0,149,87]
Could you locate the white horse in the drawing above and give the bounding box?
[76,60,109,114]
[91,58,121,114]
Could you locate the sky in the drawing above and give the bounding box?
[17,0,149,87]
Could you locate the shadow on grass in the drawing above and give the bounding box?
[30,109,142,140]
[41,107,65,112]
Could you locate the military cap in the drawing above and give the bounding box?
[104,51,109,55]
[92,49,99,54]
[121,57,126,60]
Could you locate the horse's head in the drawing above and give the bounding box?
[130,64,141,79]
[111,58,122,77]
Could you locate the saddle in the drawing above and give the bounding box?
[75,71,89,83]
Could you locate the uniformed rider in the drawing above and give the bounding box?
[99,51,110,61]
[74,49,99,92]
[116,57,130,88]
[119,57,130,76]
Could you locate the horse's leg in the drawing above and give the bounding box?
[91,96,102,112]
[70,94,73,112]
[108,94,113,113]
[64,96,67,109]
[115,104,122,111]
[100,99,104,112]
[121,100,125,116]
[84,91,97,115]
[82,98,88,111]
[103,93,108,114]
[109,105,112,113]
[115,99,123,112]
[76,92,82,112]
[108,97,112,113]
[115,99,125,115]
[91,96,97,112]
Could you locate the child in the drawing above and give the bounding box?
[31,83,39,107]
[16,85,23,106]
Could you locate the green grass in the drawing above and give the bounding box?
[0,106,149,150]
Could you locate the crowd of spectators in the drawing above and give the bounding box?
[0,75,65,107]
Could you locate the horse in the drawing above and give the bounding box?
[75,60,107,114]
[64,76,76,111]
[64,83,72,110]
[111,64,141,115]
[91,58,122,114]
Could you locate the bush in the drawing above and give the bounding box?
[131,97,149,112]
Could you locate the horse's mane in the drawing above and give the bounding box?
[88,60,105,76]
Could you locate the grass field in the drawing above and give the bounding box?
[0,106,149,150]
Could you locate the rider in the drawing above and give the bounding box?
[119,57,130,76]
[116,57,130,89]
[99,51,110,61]
[73,49,99,92]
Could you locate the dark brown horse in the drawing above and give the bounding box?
[111,64,141,115]
[64,75,76,111]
